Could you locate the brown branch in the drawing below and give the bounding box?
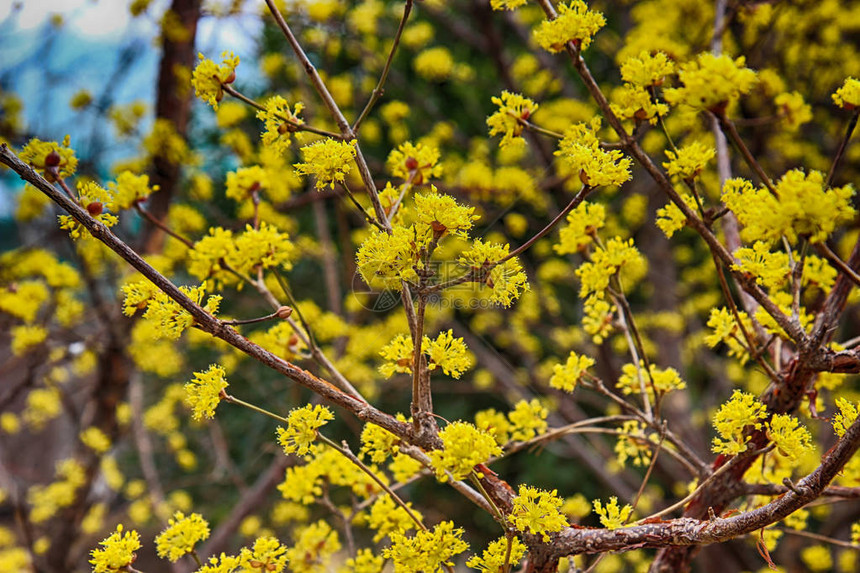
[0,144,413,444]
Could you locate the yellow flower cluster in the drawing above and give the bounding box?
[225,165,268,201]
[257,95,304,155]
[611,83,668,125]
[383,521,468,573]
[387,141,443,184]
[89,524,140,573]
[294,138,358,190]
[458,239,529,307]
[593,496,633,529]
[28,458,87,523]
[58,181,119,239]
[655,193,697,238]
[615,420,653,467]
[508,485,568,541]
[379,330,473,379]
[276,404,334,457]
[191,51,239,109]
[508,398,549,441]
[663,141,715,181]
[722,171,855,244]
[533,0,606,53]
[486,91,539,148]
[284,520,341,572]
[711,390,767,455]
[188,223,296,286]
[665,53,757,112]
[620,51,675,88]
[731,241,790,290]
[555,119,632,187]
[110,171,158,210]
[832,77,860,109]
[20,137,78,180]
[616,361,687,396]
[766,413,812,463]
[428,421,501,481]
[833,398,858,437]
[576,236,647,299]
[550,351,595,392]
[554,201,605,255]
[704,307,755,363]
[154,511,210,562]
[184,364,228,420]
[466,536,527,572]
[136,284,221,340]
[367,495,421,542]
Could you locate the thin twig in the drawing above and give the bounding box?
[353,0,413,132]
[826,109,859,187]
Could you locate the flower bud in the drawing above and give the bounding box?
[45,150,61,167]
[276,305,293,319]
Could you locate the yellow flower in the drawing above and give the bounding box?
[663,141,715,180]
[508,485,568,541]
[110,171,158,210]
[832,77,860,110]
[142,284,221,340]
[655,193,697,238]
[225,165,269,201]
[617,361,687,396]
[191,51,239,109]
[664,53,757,112]
[466,536,527,572]
[294,139,357,190]
[387,141,442,184]
[80,427,111,454]
[413,191,477,239]
[257,96,304,155]
[413,46,458,82]
[611,83,669,125]
[10,325,48,356]
[184,364,228,420]
[155,511,210,562]
[554,201,605,254]
[508,398,548,441]
[487,91,539,147]
[284,520,341,572]
[555,119,632,187]
[238,536,288,573]
[276,405,334,456]
[731,241,790,290]
[722,171,855,244]
[58,181,119,239]
[490,0,527,10]
[592,496,633,529]
[550,351,595,392]
[428,421,501,481]
[357,225,420,290]
[458,239,529,307]
[196,553,240,573]
[620,51,675,88]
[775,91,812,130]
[424,330,473,378]
[533,0,606,53]
[89,524,141,573]
[20,137,78,180]
[615,420,653,467]
[766,414,811,463]
[384,521,468,572]
[711,390,768,456]
[833,398,859,438]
